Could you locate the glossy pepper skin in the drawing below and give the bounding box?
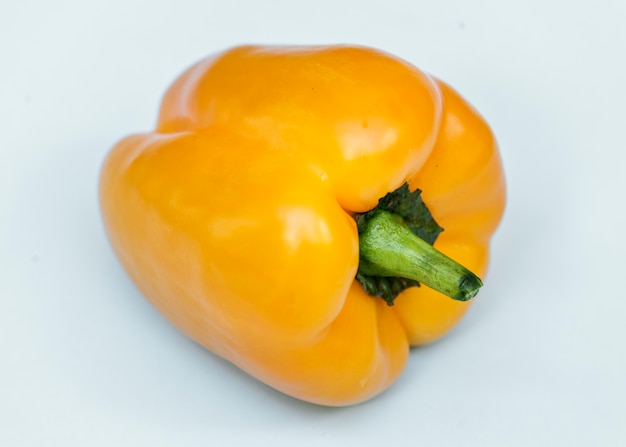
[99,45,506,406]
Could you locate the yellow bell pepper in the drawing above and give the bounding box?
[99,45,506,406]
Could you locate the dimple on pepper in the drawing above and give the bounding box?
[99,45,506,406]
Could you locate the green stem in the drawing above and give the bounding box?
[358,210,482,302]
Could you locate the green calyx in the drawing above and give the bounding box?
[355,184,483,306]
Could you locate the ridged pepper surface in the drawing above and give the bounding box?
[99,45,506,406]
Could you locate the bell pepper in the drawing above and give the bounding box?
[99,45,506,406]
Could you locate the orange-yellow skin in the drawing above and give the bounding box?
[99,45,506,406]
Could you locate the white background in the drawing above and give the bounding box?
[2,0,625,445]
